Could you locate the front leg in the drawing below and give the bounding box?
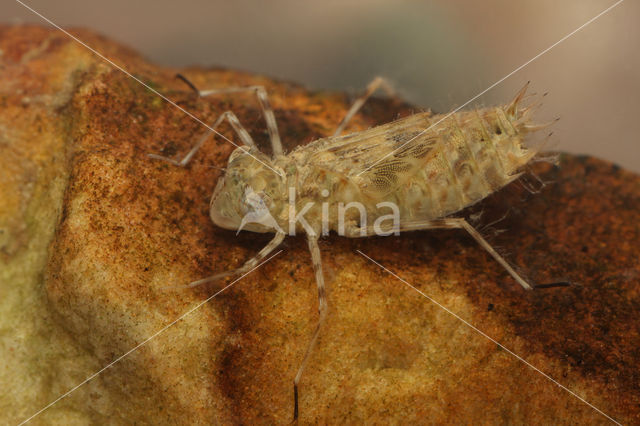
[177,73,283,157]
[293,235,329,421]
[163,231,285,290]
[148,110,258,167]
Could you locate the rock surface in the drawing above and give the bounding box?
[0,25,638,424]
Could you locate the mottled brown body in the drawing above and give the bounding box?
[210,86,538,236]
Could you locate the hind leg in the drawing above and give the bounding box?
[345,218,569,290]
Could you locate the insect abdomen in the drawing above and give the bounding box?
[395,107,535,220]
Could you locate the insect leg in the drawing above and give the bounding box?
[346,218,536,290]
[197,86,283,157]
[333,76,395,137]
[148,110,258,166]
[293,235,328,421]
[164,231,286,290]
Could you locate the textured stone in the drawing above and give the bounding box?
[0,25,638,424]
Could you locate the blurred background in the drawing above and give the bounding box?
[4,0,638,172]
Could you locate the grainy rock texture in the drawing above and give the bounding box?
[0,25,638,425]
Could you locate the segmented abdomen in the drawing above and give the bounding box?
[391,107,534,220]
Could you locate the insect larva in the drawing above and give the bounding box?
[150,76,567,420]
